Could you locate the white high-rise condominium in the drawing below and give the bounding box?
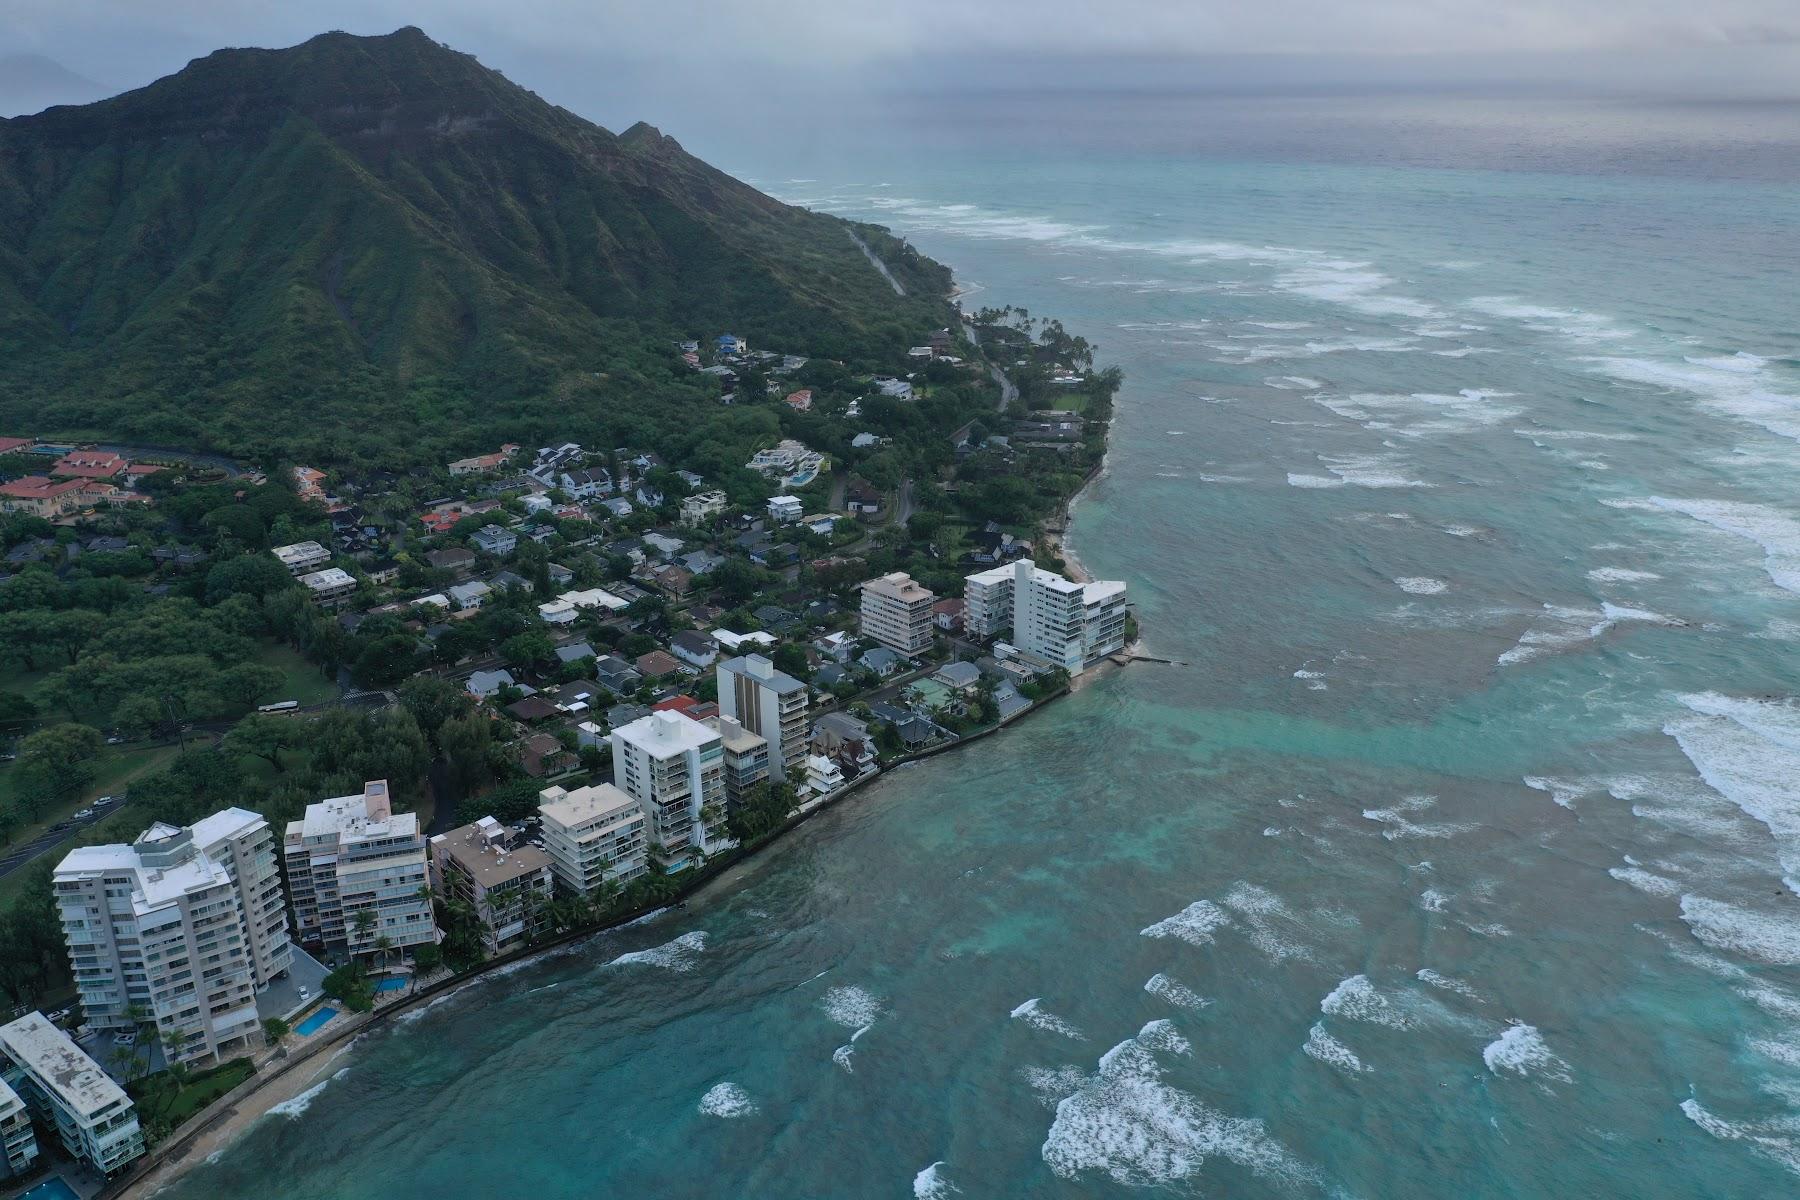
[537,783,650,897]
[716,654,807,781]
[283,780,436,963]
[610,710,732,869]
[0,1013,142,1177]
[963,558,1129,673]
[859,571,936,655]
[53,808,290,1064]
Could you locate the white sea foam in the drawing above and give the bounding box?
[1220,882,1315,963]
[1287,451,1432,490]
[1314,388,1520,438]
[1263,374,1324,390]
[913,1161,960,1198]
[1642,496,1800,593]
[1483,1025,1571,1082]
[1136,1019,1193,1056]
[1666,693,1800,888]
[1416,969,1483,1002]
[1741,983,1800,1020]
[1586,566,1662,583]
[1419,888,1451,912]
[1588,352,1800,445]
[270,1067,350,1119]
[1498,601,1673,666]
[1144,973,1211,1011]
[1466,296,1628,344]
[1522,775,1585,810]
[823,985,883,1028]
[1361,795,1476,841]
[1682,1098,1800,1177]
[1022,1065,1088,1109]
[607,930,708,972]
[1320,975,1414,1029]
[1041,1038,1319,1189]
[1395,577,1448,595]
[1302,1022,1369,1073]
[833,1043,858,1073]
[1012,998,1086,1040]
[1140,900,1230,946]
[698,1082,756,1118]
[1680,895,1800,964]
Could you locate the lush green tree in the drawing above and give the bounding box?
[14,723,104,807]
[111,694,165,740]
[398,676,471,748]
[500,631,555,671]
[204,552,293,602]
[440,712,495,791]
[224,713,301,771]
[351,634,424,689]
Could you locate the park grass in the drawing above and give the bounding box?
[256,643,341,706]
[128,1057,256,1136]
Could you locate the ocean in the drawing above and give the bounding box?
[165,90,1800,1197]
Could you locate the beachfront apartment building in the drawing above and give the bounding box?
[610,711,732,870]
[272,540,331,575]
[52,808,292,1065]
[0,1077,39,1180]
[428,818,553,957]
[860,571,936,656]
[706,715,770,809]
[538,783,650,898]
[0,1013,143,1177]
[283,780,437,964]
[716,654,808,782]
[964,559,1129,674]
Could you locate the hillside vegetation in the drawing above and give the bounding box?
[0,27,953,467]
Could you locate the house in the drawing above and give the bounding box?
[594,655,642,693]
[767,495,803,524]
[859,646,903,677]
[908,345,934,360]
[489,570,533,593]
[605,702,652,729]
[447,444,521,476]
[554,641,598,666]
[0,476,88,518]
[803,754,845,796]
[814,630,856,664]
[642,532,685,560]
[751,542,799,568]
[548,563,575,587]
[549,681,602,714]
[671,630,718,670]
[745,439,826,488]
[784,389,813,412]
[814,663,849,689]
[635,484,665,508]
[932,598,966,632]
[520,733,577,779]
[930,327,954,355]
[803,514,841,537]
[505,696,560,724]
[365,559,401,585]
[680,549,726,576]
[894,715,935,749]
[413,593,451,611]
[846,481,882,516]
[754,604,800,633]
[653,564,694,599]
[299,567,357,608]
[851,432,879,449]
[812,712,875,773]
[520,493,553,516]
[635,650,681,678]
[676,470,705,489]
[713,629,779,654]
[50,450,126,479]
[681,490,727,527]
[992,681,1031,721]
[448,580,491,611]
[556,467,613,499]
[932,660,984,692]
[272,541,332,575]
[874,377,914,400]
[467,669,517,698]
[716,333,747,354]
[600,497,634,518]
[470,525,517,557]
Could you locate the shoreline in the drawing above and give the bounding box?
[112,280,1129,1200]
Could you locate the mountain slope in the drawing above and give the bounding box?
[0,27,952,464]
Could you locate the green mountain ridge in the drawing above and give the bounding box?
[0,26,952,466]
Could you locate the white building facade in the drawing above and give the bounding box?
[610,712,732,869]
[716,655,808,782]
[53,809,290,1065]
[0,1013,142,1177]
[859,571,936,656]
[537,783,650,898]
[283,780,436,963]
[963,559,1128,673]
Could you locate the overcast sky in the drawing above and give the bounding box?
[4,0,1799,119]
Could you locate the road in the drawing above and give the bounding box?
[0,796,131,881]
[846,229,906,297]
[963,318,1019,412]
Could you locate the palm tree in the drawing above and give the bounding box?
[373,934,394,972]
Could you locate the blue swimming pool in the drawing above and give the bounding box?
[294,1006,340,1036]
[20,1177,79,1200]
[374,977,407,993]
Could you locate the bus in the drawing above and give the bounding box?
[257,700,301,715]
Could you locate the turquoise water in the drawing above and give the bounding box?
[19,1178,78,1200]
[292,1007,339,1037]
[374,977,408,993]
[172,95,1800,1197]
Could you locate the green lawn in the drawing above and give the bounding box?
[257,643,341,706]
[128,1057,256,1137]
[1043,391,1091,413]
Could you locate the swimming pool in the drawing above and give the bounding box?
[294,1007,340,1036]
[374,977,407,993]
[20,1177,79,1200]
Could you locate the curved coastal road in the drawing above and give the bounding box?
[846,229,906,297]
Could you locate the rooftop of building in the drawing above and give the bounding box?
[431,818,551,888]
[286,780,415,845]
[0,1012,131,1119]
[705,714,768,754]
[613,708,720,756]
[718,653,805,695]
[538,783,643,831]
[863,571,934,603]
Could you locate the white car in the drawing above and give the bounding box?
[72,808,95,820]
[112,1032,136,1047]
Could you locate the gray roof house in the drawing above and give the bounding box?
[470,525,517,556]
